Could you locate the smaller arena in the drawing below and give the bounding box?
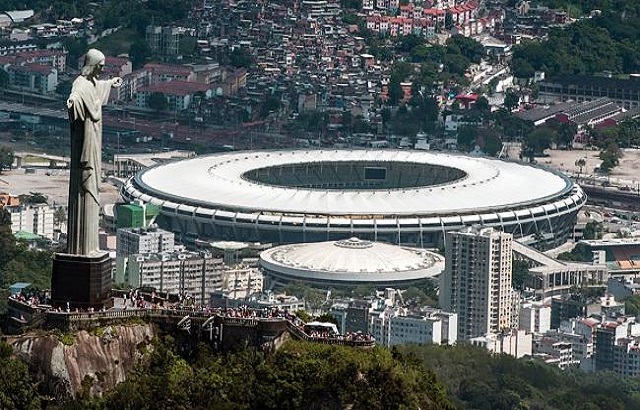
[260,237,444,289]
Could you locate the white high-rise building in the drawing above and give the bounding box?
[440,226,514,340]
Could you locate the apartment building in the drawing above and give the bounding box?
[369,307,458,347]
[614,338,640,377]
[116,225,175,257]
[6,203,55,239]
[520,301,551,335]
[124,251,223,305]
[6,63,57,94]
[440,226,514,340]
[115,225,175,284]
[534,339,577,369]
[470,329,532,358]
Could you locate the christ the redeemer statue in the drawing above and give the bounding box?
[66,48,121,255]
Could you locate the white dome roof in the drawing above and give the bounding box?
[260,238,444,286]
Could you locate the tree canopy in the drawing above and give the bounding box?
[0,207,52,290]
[0,146,13,174]
[511,8,640,77]
[67,338,454,410]
[148,92,168,112]
[2,337,639,409]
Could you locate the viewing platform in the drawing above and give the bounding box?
[5,297,375,350]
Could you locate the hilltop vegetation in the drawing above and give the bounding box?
[2,335,640,409]
[513,4,640,77]
[52,337,454,410]
[403,343,640,410]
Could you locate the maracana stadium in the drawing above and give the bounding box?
[120,149,586,248]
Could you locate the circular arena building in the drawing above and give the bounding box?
[120,149,586,247]
[260,237,444,289]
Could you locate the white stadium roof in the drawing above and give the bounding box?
[135,150,571,216]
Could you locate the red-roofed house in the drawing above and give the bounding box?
[135,81,213,111]
[105,56,132,77]
[144,63,196,83]
[18,49,67,73]
[422,8,447,26]
[447,2,478,25]
[454,93,478,109]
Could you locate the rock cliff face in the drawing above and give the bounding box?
[9,324,154,399]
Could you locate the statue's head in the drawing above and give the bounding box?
[81,49,106,77]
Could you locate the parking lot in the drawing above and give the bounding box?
[0,168,120,207]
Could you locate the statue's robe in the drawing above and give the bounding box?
[66,75,112,256]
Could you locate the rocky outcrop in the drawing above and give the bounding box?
[9,324,154,399]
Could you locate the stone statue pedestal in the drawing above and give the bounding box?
[51,252,112,309]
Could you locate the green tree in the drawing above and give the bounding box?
[599,143,621,172]
[18,192,47,205]
[524,127,555,157]
[0,145,13,173]
[446,35,484,64]
[259,97,280,119]
[503,90,520,112]
[352,285,375,298]
[148,92,168,112]
[294,309,312,323]
[442,53,471,77]
[0,208,15,270]
[229,47,253,69]
[396,35,424,53]
[512,259,530,291]
[342,12,361,25]
[583,221,604,240]
[475,95,490,112]
[341,0,361,8]
[402,287,435,306]
[129,40,151,70]
[62,37,88,68]
[482,130,503,157]
[54,206,67,229]
[624,295,640,316]
[444,13,453,29]
[457,124,479,152]
[556,121,577,148]
[410,44,431,63]
[557,243,594,262]
[387,79,404,105]
[0,68,8,88]
[512,58,535,79]
[0,347,41,410]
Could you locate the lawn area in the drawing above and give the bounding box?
[23,155,50,164]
